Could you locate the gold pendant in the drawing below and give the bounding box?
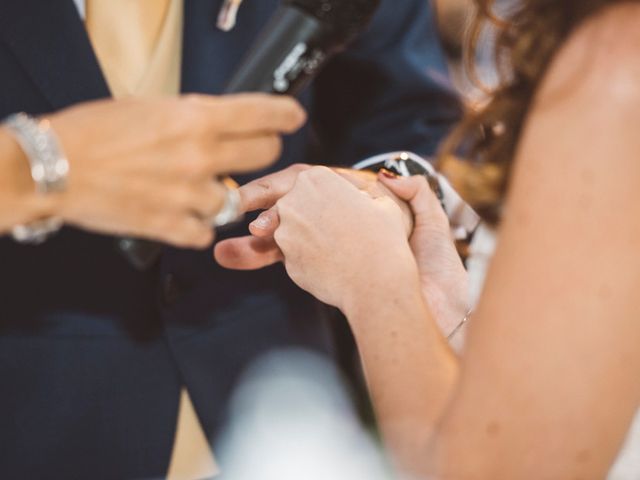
[217,0,244,32]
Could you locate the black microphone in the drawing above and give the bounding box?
[119,0,381,270]
[225,0,382,95]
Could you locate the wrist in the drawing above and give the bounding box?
[346,277,434,356]
[1,112,70,244]
[342,254,424,331]
[421,282,471,339]
[0,129,58,222]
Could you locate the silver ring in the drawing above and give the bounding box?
[211,183,243,227]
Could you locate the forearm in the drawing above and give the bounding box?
[344,279,460,477]
[0,128,55,234]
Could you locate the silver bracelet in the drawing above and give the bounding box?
[3,113,69,243]
[447,310,472,341]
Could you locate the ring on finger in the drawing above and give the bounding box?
[210,178,243,227]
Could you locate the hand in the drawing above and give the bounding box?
[379,173,470,336]
[258,166,420,313]
[45,94,305,248]
[214,165,413,269]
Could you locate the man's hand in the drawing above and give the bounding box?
[214,164,413,270]
[43,94,305,249]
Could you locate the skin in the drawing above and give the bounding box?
[216,168,469,333]
[0,93,305,247]
[215,165,415,269]
[219,5,640,479]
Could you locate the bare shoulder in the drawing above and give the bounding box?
[512,3,640,227]
[535,3,640,110]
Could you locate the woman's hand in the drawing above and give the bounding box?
[41,94,305,248]
[214,165,413,270]
[380,173,470,336]
[227,163,469,337]
[272,166,421,315]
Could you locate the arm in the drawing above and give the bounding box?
[428,8,640,478]
[0,95,305,247]
[262,4,640,478]
[345,273,459,473]
[352,6,640,478]
[312,0,462,164]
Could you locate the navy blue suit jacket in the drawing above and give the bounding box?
[0,1,460,478]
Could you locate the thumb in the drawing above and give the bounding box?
[379,173,442,221]
[214,236,283,270]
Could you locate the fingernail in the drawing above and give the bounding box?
[379,168,400,179]
[251,213,271,229]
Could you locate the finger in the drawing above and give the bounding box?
[196,94,307,136]
[248,207,280,238]
[334,168,379,192]
[379,173,443,219]
[213,134,283,174]
[150,214,215,249]
[239,164,311,213]
[178,181,227,219]
[214,236,283,270]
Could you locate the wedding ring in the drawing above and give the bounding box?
[211,179,243,227]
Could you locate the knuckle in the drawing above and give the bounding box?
[255,178,273,193]
[172,186,192,208]
[297,167,320,184]
[149,214,175,236]
[289,163,311,174]
[310,165,332,177]
[273,227,285,247]
[180,144,212,177]
[297,169,313,181]
[193,228,215,248]
[165,111,190,137]
[309,166,334,184]
[168,227,191,247]
[176,218,213,248]
[275,195,297,219]
[176,100,205,132]
[275,197,290,215]
[250,178,274,199]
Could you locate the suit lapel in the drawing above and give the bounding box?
[181,0,231,94]
[0,0,281,109]
[0,0,110,111]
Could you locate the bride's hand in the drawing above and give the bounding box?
[213,165,413,270]
[271,166,421,314]
[379,173,470,336]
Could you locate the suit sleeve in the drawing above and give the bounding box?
[310,0,463,166]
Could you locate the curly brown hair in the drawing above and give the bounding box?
[440,0,632,224]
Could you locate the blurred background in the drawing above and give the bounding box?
[435,0,516,99]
